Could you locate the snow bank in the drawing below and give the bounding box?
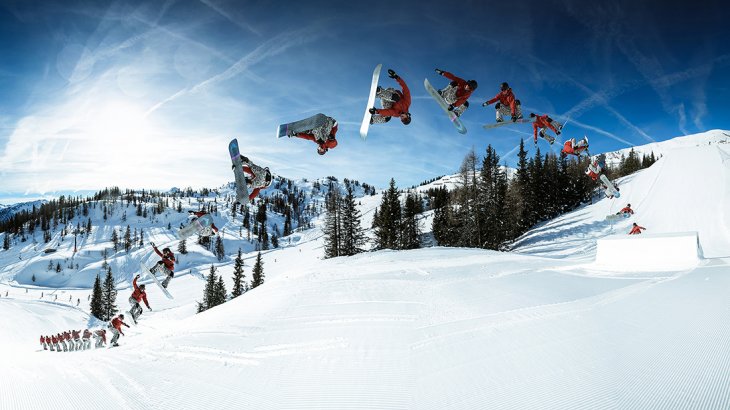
[595,232,702,270]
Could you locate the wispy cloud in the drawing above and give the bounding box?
[145,27,321,116]
[198,0,261,36]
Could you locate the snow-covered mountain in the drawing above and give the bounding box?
[0,200,45,222]
[1,131,730,409]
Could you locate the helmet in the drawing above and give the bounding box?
[529,113,536,118]
[467,80,478,90]
[401,112,411,125]
[317,146,327,155]
[119,314,125,319]
[500,82,509,91]
[163,247,171,253]
[139,284,146,290]
[627,204,631,207]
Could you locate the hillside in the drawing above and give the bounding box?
[1,131,729,409]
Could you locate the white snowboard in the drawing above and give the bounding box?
[140,261,173,299]
[424,78,467,134]
[359,63,382,140]
[177,214,215,240]
[605,212,631,222]
[482,118,533,129]
[599,174,620,198]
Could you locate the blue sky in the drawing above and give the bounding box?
[1,0,728,203]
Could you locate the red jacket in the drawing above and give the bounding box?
[72,330,80,339]
[95,329,107,343]
[486,88,518,115]
[131,276,150,308]
[629,225,645,235]
[375,76,411,117]
[45,336,51,344]
[40,335,45,344]
[153,246,175,272]
[532,114,559,140]
[441,71,473,107]
[83,329,91,339]
[295,130,338,149]
[51,335,58,344]
[111,316,129,334]
[562,140,588,156]
[620,206,634,215]
[63,331,70,341]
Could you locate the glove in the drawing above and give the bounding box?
[369,107,377,114]
[387,69,397,79]
[435,68,444,75]
[150,242,155,248]
[447,104,454,111]
[481,101,489,107]
[135,274,140,280]
[511,115,518,122]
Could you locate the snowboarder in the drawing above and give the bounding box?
[46,335,54,351]
[93,329,107,348]
[529,113,561,144]
[129,274,151,323]
[289,115,339,155]
[82,329,92,350]
[369,69,412,125]
[434,68,478,117]
[231,158,273,202]
[51,334,59,352]
[628,223,646,235]
[483,82,523,122]
[61,331,69,352]
[72,329,82,350]
[601,180,620,199]
[40,335,47,350]
[187,211,220,236]
[561,137,589,158]
[585,158,603,181]
[618,204,635,215]
[151,244,176,288]
[108,314,130,347]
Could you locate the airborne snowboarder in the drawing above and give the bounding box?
[585,158,603,181]
[369,69,412,126]
[150,243,176,288]
[186,211,220,237]
[286,114,339,155]
[529,113,561,144]
[561,137,589,158]
[433,68,477,117]
[483,82,523,122]
[232,157,273,202]
[128,274,151,323]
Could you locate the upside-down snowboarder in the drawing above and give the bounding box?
[434,68,478,117]
[585,158,603,181]
[288,114,339,155]
[561,137,590,158]
[231,158,273,202]
[483,82,522,122]
[187,211,220,236]
[369,69,411,126]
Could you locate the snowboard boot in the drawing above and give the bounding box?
[162,275,171,289]
[112,343,119,347]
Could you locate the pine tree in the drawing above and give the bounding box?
[323,185,342,258]
[400,193,421,249]
[111,229,119,252]
[2,233,9,250]
[251,252,264,289]
[374,179,401,250]
[101,266,118,320]
[89,274,104,319]
[340,183,367,256]
[123,225,132,252]
[283,207,292,236]
[139,228,144,247]
[231,249,246,298]
[197,265,218,313]
[215,235,225,261]
[177,238,188,254]
[214,275,227,306]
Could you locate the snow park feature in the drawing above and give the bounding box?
[595,232,703,270]
[0,131,729,409]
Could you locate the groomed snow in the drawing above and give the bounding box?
[1,131,730,409]
[595,232,702,271]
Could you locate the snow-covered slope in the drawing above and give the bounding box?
[2,131,730,409]
[603,129,730,167]
[512,130,730,259]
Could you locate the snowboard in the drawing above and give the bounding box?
[359,64,382,140]
[599,174,620,198]
[140,261,173,299]
[482,118,533,130]
[228,139,249,204]
[277,113,330,139]
[177,214,215,240]
[424,78,467,134]
[605,212,631,222]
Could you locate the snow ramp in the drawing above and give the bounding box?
[595,232,702,270]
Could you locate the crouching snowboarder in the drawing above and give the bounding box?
[82,329,92,350]
[618,204,634,215]
[93,329,107,348]
[108,314,130,347]
[483,82,522,122]
[150,243,176,288]
[530,113,561,144]
[628,223,646,235]
[129,274,151,323]
[434,68,477,117]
